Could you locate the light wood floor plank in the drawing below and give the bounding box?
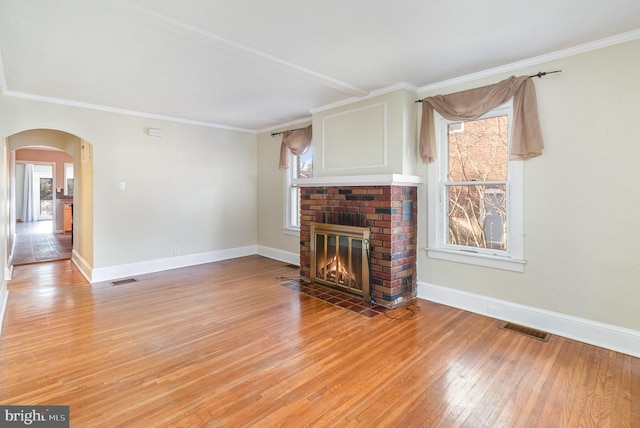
[1,256,638,427]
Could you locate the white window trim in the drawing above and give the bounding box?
[427,101,525,272]
[283,151,300,235]
[64,162,74,196]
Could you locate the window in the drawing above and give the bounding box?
[284,147,313,232]
[427,102,525,271]
[64,163,74,196]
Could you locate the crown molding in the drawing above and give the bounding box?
[4,90,257,134]
[309,81,419,114]
[418,28,640,94]
[258,116,312,135]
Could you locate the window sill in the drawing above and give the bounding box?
[427,248,525,272]
[282,227,300,237]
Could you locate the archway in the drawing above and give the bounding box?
[6,129,94,274]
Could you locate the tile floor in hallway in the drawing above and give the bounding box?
[13,220,72,264]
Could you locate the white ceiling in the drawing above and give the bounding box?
[1,0,639,132]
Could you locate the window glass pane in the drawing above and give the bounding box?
[447,184,507,250]
[297,148,313,179]
[40,177,53,216]
[290,187,300,227]
[448,116,508,182]
[286,148,312,229]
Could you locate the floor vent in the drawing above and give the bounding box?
[285,264,299,269]
[110,278,138,286]
[500,322,551,342]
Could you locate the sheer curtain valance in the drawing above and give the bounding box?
[279,125,312,169]
[419,75,544,163]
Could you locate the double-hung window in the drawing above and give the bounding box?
[284,148,313,232]
[427,101,525,271]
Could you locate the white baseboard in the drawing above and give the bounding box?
[257,246,299,266]
[71,249,93,284]
[89,245,258,283]
[0,280,8,337]
[417,281,640,358]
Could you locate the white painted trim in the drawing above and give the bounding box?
[260,118,313,136]
[89,245,258,283]
[417,281,640,358]
[418,29,640,94]
[75,246,299,284]
[295,174,422,187]
[310,82,419,114]
[257,246,299,266]
[0,280,8,336]
[3,90,257,134]
[426,248,525,272]
[427,104,524,271]
[71,249,93,284]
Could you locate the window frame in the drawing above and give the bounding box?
[283,149,312,234]
[427,101,525,272]
[283,151,301,234]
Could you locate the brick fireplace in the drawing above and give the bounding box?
[299,179,418,309]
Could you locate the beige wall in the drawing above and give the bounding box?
[1,96,258,273]
[416,39,640,331]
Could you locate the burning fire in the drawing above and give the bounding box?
[319,256,355,286]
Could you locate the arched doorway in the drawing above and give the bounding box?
[6,129,93,272]
[14,148,69,264]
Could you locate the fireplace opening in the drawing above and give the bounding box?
[310,222,371,303]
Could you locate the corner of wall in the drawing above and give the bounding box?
[0,279,8,336]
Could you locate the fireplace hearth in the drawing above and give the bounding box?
[299,183,418,309]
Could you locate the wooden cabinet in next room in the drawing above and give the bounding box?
[63,203,72,233]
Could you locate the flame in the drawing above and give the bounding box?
[319,256,355,286]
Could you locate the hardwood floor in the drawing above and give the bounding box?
[1,256,638,427]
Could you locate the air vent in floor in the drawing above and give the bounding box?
[285,264,299,269]
[500,322,551,342]
[110,278,138,286]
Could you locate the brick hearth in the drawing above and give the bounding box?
[299,185,417,309]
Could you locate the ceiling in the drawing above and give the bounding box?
[1,0,639,132]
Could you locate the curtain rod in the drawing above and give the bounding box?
[271,126,309,137]
[414,70,562,103]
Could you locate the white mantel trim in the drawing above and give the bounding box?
[294,174,423,187]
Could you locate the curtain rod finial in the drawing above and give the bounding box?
[530,70,562,78]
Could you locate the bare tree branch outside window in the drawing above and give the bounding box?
[446,115,508,250]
